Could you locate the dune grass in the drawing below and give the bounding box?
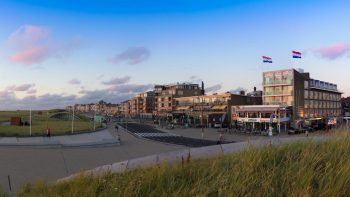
[18,132,350,197]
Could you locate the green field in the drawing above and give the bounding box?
[16,131,350,197]
[0,110,102,137]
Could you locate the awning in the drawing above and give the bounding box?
[211,105,227,110]
[175,106,191,111]
[235,107,279,112]
[193,105,212,111]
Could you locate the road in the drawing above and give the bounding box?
[0,124,182,194]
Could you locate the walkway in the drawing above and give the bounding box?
[0,129,119,147]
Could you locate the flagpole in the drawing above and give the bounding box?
[71,105,74,134]
[29,108,32,136]
[94,106,96,131]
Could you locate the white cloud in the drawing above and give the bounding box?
[68,78,81,85]
[108,47,150,65]
[102,76,130,85]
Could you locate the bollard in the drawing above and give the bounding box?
[8,175,12,192]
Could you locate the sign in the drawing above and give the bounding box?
[328,118,337,125]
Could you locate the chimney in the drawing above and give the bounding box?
[254,87,257,92]
[240,90,245,95]
[201,81,205,94]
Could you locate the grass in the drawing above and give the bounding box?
[0,110,102,136]
[0,121,102,137]
[17,131,350,197]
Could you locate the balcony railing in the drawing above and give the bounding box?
[263,80,293,86]
[263,101,292,106]
[263,90,293,96]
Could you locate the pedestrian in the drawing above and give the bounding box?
[115,125,119,132]
[305,129,309,137]
[47,128,51,137]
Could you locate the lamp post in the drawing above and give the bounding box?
[29,108,32,136]
[200,96,204,139]
[93,106,96,131]
[71,106,74,134]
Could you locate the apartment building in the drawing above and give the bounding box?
[262,68,342,126]
[120,100,131,117]
[173,90,262,127]
[154,82,205,117]
[140,91,155,118]
[130,95,142,117]
[128,91,155,118]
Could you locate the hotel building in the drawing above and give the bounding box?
[232,68,342,131]
[263,69,341,122]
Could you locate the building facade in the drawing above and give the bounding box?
[173,91,262,127]
[232,105,292,132]
[120,100,131,117]
[154,83,205,117]
[262,68,342,127]
[129,91,155,118]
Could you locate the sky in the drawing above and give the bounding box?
[0,0,349,110]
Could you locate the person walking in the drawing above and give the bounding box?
[47,128,51,137]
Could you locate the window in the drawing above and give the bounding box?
[304,81,309,89]
[177,90,183,96]
[304,100,309,108]
[304,90,309,99]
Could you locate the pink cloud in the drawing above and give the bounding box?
[7,25,80,65]
[316,43,350,60]
[9,45,49,64]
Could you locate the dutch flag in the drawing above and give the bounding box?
[292,51,302,58]
[262,56,272,63]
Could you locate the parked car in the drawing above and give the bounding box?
[214,122,222,128]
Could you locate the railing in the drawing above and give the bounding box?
[310,84,338,92]
[263,80,293,86]
[263,101,292,106]
[263,90,293,96]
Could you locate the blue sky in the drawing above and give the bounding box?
[0,0,349,109]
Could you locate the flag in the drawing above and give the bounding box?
[262,56,272,63]
[292,51,302,58]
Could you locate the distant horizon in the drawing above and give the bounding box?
[1,0,350,110]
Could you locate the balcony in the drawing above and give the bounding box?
[263,80,293,86]
[263,101,292,106]
[263,90,293,96]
